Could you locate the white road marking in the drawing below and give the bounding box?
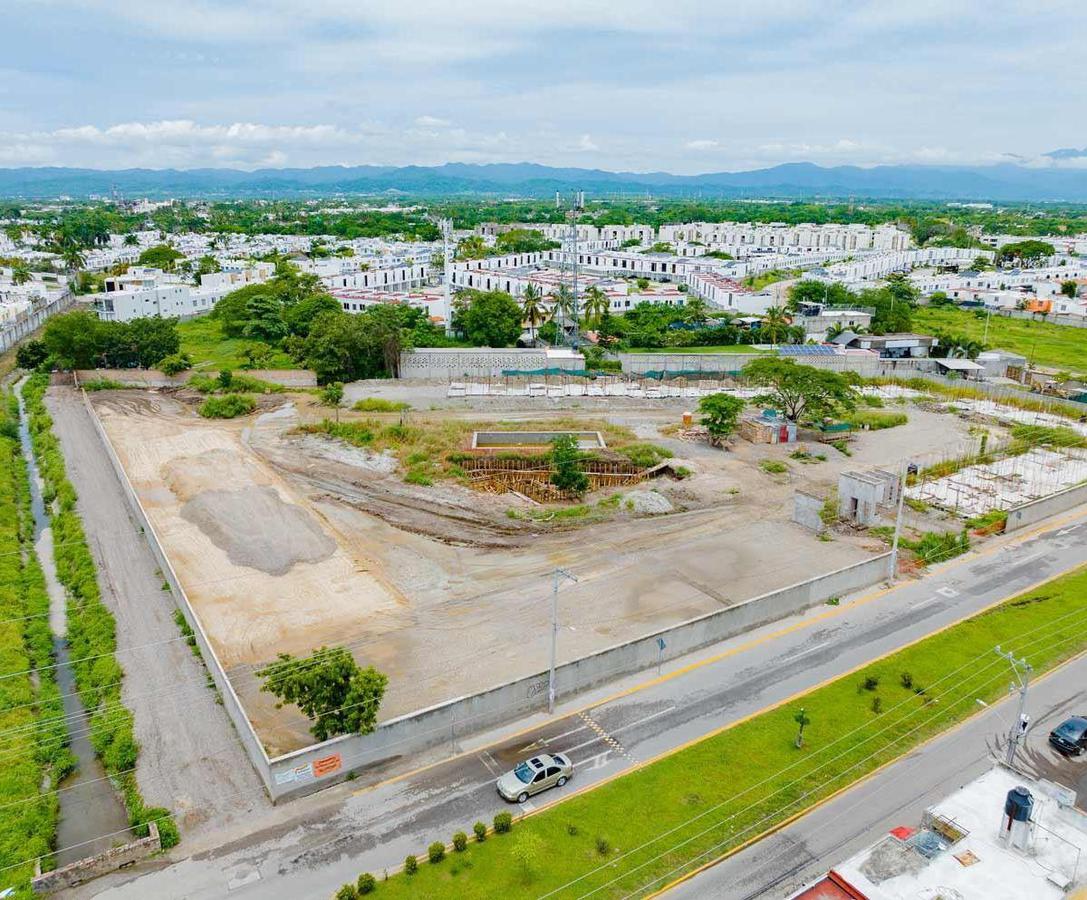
[519,799,536,812]
[478,751,500,775]
[780,641,830,664]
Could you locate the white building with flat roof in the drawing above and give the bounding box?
[789,765,1087,900]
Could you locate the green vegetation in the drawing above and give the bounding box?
[257,646,387,742]
[300,415,639,485]
[744,357,860,424]
[699,392,746,445]
[994,239,1055,266]
[965,509,1009,533]
[549,434,590,495]
[615,442,674,468]
[188,372,284,394]
[198,394,256,419]
[136,243,184,271]
[844,409,908,430]
[346,563,1087,899]
[80,377,133,392]
[39,310,180,370]
[742,268,800,290]
[178,317,298,370]
[900,529,971,565]
[760,459,789,474]
[913,306,1087,375]
[0,393,65,889]
[21,375,178,853]
[456,290,524,347]
[353,398,411,412]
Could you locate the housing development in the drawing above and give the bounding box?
[4,5,1087,900]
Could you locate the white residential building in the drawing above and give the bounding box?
[686,272,773,315]
[657,222,912,254]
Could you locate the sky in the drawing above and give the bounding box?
[2,0,1087,173]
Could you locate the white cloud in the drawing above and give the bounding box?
[414,115,450,128]
[684,139,719,151]
[575,134,599,152]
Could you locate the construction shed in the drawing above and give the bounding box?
[739,412,797,444]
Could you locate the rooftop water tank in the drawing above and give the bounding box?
[1005,786,1033,822]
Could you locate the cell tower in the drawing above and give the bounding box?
[438,218,454,336]
[557,191,585,348]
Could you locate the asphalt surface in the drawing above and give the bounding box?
[72,507,1087,899]
[665,650,1087,900]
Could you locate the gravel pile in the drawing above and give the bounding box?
[624,489,674,515]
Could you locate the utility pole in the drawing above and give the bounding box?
[548,568,578,714]
[438,218,454,337]
[995,645,1032,766]
[889,459,908,581]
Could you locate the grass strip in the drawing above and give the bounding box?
[21,375,179,851]
[337,564,1087,899]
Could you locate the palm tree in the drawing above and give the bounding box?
[551,284,577,335]
[760,306,791,345]
[582,285,609,327]
[10,260,31,285]
[60,245,86,275]
[683,294,710,326]
[521,283,545,345]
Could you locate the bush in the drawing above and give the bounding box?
[595,836,612,856]
[473,821,487,842]
[198,394,256,419]
[871,697,883,714]
[845,409,908,431]
[356,872,376,894]
[428,841,446,864]
[760,459,788,474]
[81,378,130,392]
[493,811,513,834]
[900,672,913,690]
[404,855,418,875]
[404,468,433,487]
[452,831,468,852]
[861,674,880,691]
[335,885,358,900]
[617,442,674,468]
[158,352,192,376]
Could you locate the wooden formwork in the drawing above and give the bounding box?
[464,455,647,499]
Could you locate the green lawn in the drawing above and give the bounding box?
[177,317,298,371]
[627,345,772,354]
[344,564,1087,899]
[914,306,1087,376]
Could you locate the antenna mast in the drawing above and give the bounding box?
[439,217,454,336]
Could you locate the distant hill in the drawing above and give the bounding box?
[3,160,1087,201]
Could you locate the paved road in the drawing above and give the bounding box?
[665,651,1087,900]
[75,508,1087,899]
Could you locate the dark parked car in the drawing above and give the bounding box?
[1049,716,1087,755]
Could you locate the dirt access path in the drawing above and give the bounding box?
[46,386,269,839]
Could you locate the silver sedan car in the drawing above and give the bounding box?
[496,753,573,803]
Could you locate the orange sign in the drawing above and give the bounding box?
[313,753,342,778]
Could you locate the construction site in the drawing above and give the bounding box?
[77,376,1077,758]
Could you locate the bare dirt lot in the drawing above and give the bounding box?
[89,387,979,756]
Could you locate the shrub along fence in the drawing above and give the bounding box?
[21,375,178,850]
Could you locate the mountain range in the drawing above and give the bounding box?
[2,161,1087,202]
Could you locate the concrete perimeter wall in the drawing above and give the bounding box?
[75,368,316,388]
[267,551,893,801]
[32,824,160,894]
[619,352,930,379]
[1005,482,1087,533]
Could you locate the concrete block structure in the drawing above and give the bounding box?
[838,469,899,525]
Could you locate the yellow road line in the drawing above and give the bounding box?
[352,504,1087,800]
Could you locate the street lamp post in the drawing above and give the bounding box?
[995,645,1032,766]
[548,568,578,714]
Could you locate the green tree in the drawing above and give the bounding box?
[582,285,610,327]
[698,393,745,445]
[300,312,371,384]
[549,434,589,494]
[1061,280,1078,299]
[321,381,345,421]
[551,284,577,335]
[257,646,387,742]
[494,229,560,254]
[16,339,49,371]
[461,290,523,347]
[683,294,710,326]
[195,255,221,278]
[137,244,185,271]
[995,240,1055,266]
[42,309,103,368]
[743,357,860,424]
[787,279,856,312]
[794,707,810,749]
[520,283,545,344]
[243,293,287,342]
[10,260,31,285]
[760,306,792,345]
[455,235,490,260]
